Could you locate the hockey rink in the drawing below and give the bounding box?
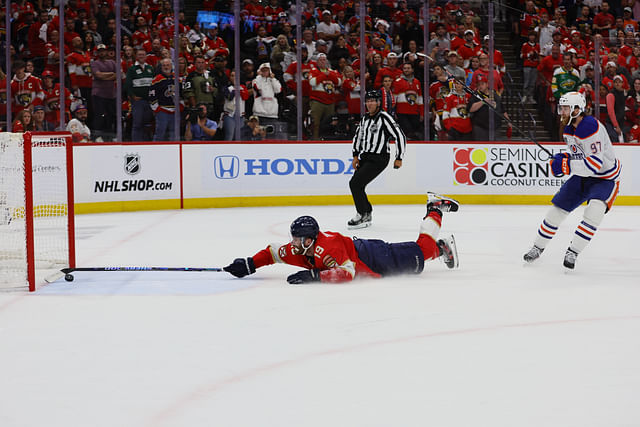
[1,203,639,427]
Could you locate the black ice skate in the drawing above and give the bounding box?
[437,234,459,269]
[347,212,372,229]
[523,245,544,263]
[426,192,460,214]
[563,248,578,269]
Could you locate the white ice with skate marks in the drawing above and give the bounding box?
[1,205,640,427]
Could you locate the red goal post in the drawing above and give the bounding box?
[0,131,75,291]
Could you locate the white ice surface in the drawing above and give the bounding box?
[1,204,639,427]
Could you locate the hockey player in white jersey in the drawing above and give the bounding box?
[523,91,621,269]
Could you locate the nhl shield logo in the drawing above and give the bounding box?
[125,153,141,175]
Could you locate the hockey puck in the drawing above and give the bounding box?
[64,274,74,282]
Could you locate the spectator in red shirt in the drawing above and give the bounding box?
[593,2,615,36]
[27,9,49,74]
[308,53,342,139]
[373,52,402,89]
[521,31,541,104]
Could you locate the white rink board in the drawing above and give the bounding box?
[73,144,180,203]
[72,142,640,207]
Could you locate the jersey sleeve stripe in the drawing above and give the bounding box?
[586,156,603,169]
[597,159,621,180]
[583,159,599,174]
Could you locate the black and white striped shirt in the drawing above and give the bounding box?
[352,110,407,160]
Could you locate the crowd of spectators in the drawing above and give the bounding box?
[519,0,640,142]
[1,0,639,143]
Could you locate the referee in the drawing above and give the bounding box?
[348,90,407,229]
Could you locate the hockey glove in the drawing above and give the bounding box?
[223,257,256,278]
[286,269,321,284]
[550,153,571,176]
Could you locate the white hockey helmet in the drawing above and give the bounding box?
[557,91,586,122]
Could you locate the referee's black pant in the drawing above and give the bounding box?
[349,152,390,215]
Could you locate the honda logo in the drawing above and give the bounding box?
[214,156,240,179]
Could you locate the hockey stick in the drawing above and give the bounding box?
[418,53,555,159]
[53,266,225,282]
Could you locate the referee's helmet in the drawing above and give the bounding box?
[365,90,382,102]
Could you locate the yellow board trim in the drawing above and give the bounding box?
[74,194,640,213]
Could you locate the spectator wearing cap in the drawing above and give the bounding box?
[373,19,392,48]
[457,29,482,68]
[308,53,342,139]
[125,49,156,141]
[521,31,540,104]
[444,51,466,81]
[373,52,402,89]
[91,43,117,141]
[210,52,231,119]
[450,25,468,52]
[241,115,267,140]
[593,2,615,37]
[467,73,510,141]
[623,7,638,33]
[203,24,229,59]
[551,52,580,100]
[317,10,341,50]
[66,104,91,142]
[427,23,451,66]
[41,70,72,126]
[481,35,506,75]
[580,62,596,88]
[252,63,282,125]
[605,75,628,142]
[541,28,567,56]
[183,55,217,119]
[32,105,55,131]
[392,61,423,140]
[602,61,629,90]
[310,39,330,62]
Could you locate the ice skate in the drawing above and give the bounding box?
[347,212,372,229]
[437,234,459,269]
[523,245,544,263]
[426,192,459,213]
[563,248,578,269]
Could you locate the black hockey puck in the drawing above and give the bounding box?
[64,274,74,282]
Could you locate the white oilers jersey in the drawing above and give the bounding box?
[562,115,621,181]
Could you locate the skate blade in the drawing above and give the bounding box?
[347,222,371,230]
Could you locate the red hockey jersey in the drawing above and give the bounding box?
[442,91,472,134]
[393,75,423,116]
[11,73,44,114]
[251,231,381,283]
[67,51,93,89]
[309,67,342,105]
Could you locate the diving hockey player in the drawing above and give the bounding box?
[523,91,621,269]
[224,193,459,284]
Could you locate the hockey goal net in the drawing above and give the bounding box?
[0,132,75,291]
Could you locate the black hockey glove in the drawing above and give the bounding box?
[286,269,321,284]
[223,257,256,278]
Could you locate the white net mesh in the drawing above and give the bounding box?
[0,133,71,290]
